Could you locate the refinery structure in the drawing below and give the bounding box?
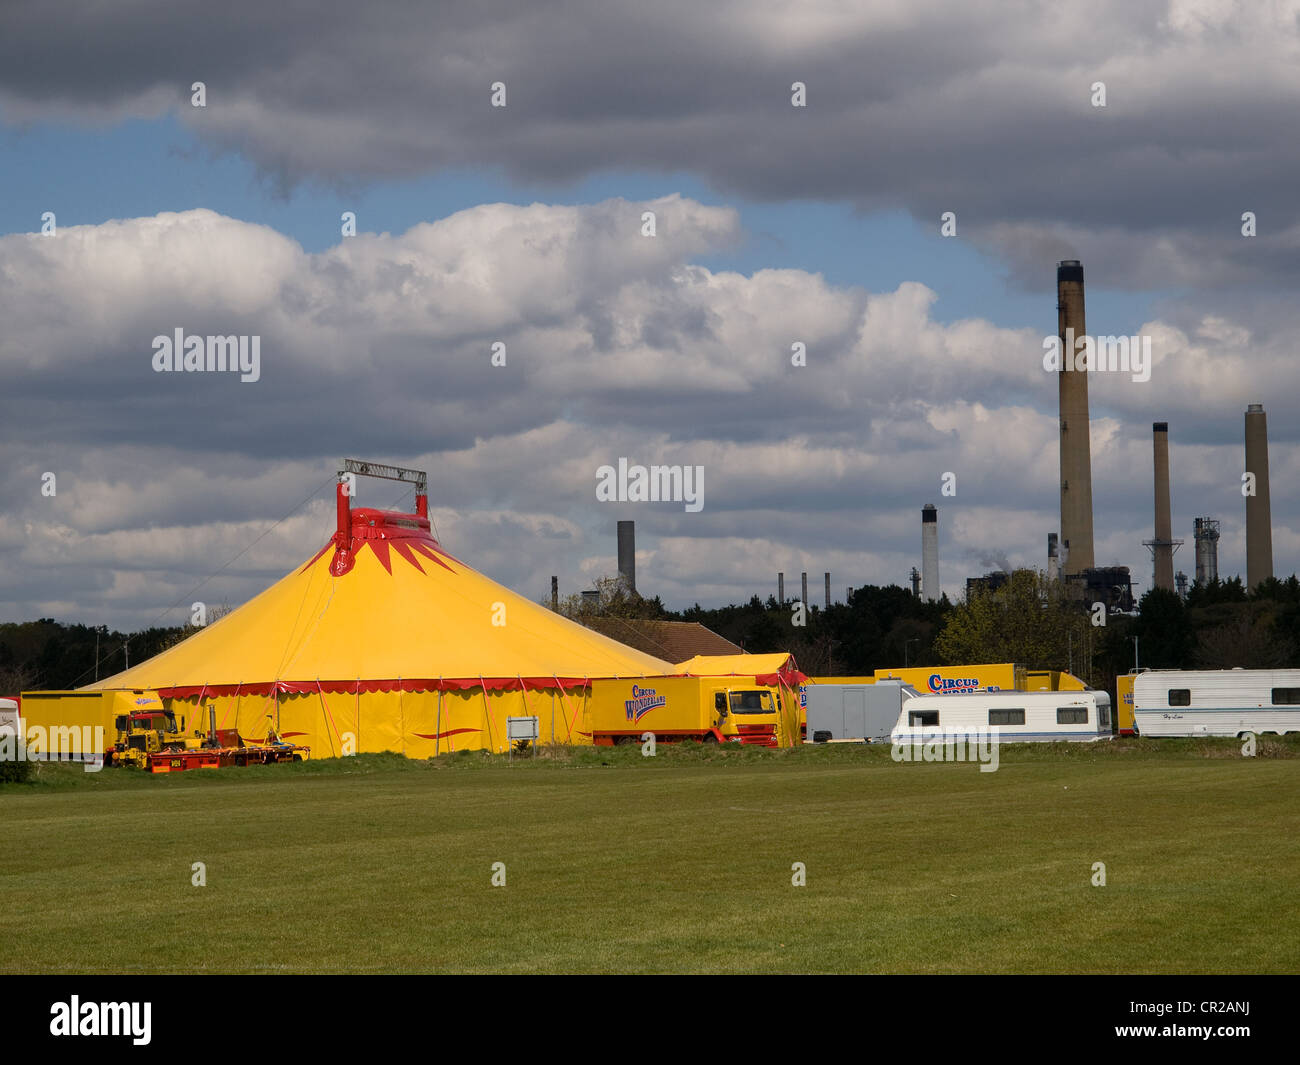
[564,258,1276,614]
[913,259,1273,609]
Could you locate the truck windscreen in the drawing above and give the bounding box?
[729,691,774,714]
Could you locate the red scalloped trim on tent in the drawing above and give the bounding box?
[156,666,807,700]
[158,676,595,698]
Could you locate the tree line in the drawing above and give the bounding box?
[555,571,1300,698]
[5,573,1298,699]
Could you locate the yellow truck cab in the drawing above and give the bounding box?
[588,676,785,746]
[111,708,204,768]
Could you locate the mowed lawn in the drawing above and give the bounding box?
[1,742,1297,974]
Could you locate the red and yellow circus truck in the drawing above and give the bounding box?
[586,676,790,747]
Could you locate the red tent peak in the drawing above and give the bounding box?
[301,479,457,578]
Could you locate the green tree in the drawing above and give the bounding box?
[551,575,669,621]
[1192,610,1296,668]
[933,569,1096,682]
[1131,587,1194,669]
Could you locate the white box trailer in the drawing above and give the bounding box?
[890,690,1113,743]
[0,698,19,742]
[805,681,917,742]
[1132,669,1300,737]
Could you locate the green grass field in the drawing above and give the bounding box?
[2,739,1298,974]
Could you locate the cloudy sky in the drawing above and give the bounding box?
[2,0,1298,630]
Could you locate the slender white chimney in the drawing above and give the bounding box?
[1245,404,1273,590]
[922,504,939,602]
[617,520,636,594]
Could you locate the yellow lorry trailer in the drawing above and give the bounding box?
[587,676,788,747]
[18,689,175,762]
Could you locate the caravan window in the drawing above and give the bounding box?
[1167,689,1191,706]
[1271,688,1300,705]
[989,709,1025,726]
[1057,707,1088,724]
[909,710,939,727]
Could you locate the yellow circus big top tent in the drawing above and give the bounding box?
[87,465,673,756]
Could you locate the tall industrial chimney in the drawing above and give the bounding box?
[1245,404,1273,590]
[824,572,831,610]
[1151,422,1175,592]
[1057,260,1095,576]
[921,504,939,602]
[910,567,921,597]
[778,572,785,604]
[1193,518,1220,586]
[551,575,558,611]
[801,572,808,608]
[616,520,636,594]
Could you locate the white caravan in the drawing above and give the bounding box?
[1132,669,1300,737]
[890,690,1113,744]
[0,698,19,741]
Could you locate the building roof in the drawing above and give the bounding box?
[577,618,741,662]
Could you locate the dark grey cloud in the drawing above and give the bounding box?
[3,1,1297,288]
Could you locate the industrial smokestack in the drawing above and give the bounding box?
[778,572,785,604]
[1245,404,1273,590]
[801,572,808,608]
[551,575,558,611]
[1194,517,1220,586]
[909,567,921,597]
[921,504,939,602]
[1057,260,1095,576]
[1152,422,1175,592]
[1047,533,1060,582]
[616,520,636,594]
[824,572,831,610]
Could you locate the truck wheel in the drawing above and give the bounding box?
[702,733,719,744]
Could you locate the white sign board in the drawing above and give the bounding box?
[506,716,540,741]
